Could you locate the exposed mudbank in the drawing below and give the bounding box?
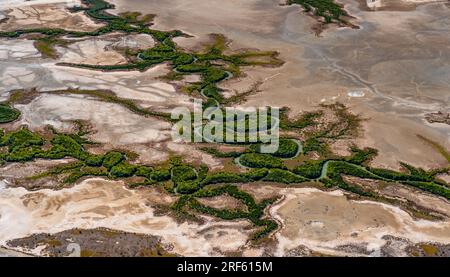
[7,227,177,257]
[0,0,449,256]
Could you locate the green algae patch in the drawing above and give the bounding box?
[0,104,21,123]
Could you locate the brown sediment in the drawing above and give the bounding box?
[425,111,450,125]
[0,4,105,33]
[1,0,450,256]
[7,227,178,257]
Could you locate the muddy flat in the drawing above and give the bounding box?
[0,0,449,257]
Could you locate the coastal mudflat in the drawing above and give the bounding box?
[109,0,450,169]
[0,0,449,256]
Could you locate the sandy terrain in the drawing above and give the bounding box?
[1,178,448,256]
[2,0,447,170]
[0,0,449,256]
[1,0,78,9]
[198,195,247,211]
[270,187,450,256]
[0,158,76,189]
[0,39,192,110]
[107,0,450,170]
[58,33,156,65]
[0,35,218,166]
[353,104,449,170]
[16,94,171,145]
[59,39,128,65]
[0,2,103,32]
[0,178,254,256]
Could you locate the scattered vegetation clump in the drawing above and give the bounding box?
[102,151,124,169]
[239,153,287,169]
[172,165,197,183]
[280,109,322,130]
[199,169,268,186]
[63,166,108,183]
[200,147,246,158]
[172,185,279,241]
[84,154,104,167]
[40,162,84,177]
[262,169,308,184]
[0,127,44,152]
[287,0,352,26]
[0,103,21,123]
[118,11,155,26]
[346,146,377,165]
[34,38,68,59]
[401,180,450,199]
[327,161,379,181]
[300,103,362,156]
[417,135,450,163]
[110,162,137,178]
[368,166,432,183]
[200,172,249,186]
[0,119,449,243]
[175,180,202,194]
[302,137,328,155]
[244,168,270,181]
[134,165,153,179]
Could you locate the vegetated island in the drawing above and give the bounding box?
[285,0,359,34]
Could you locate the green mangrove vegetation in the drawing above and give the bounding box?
[286,0,354,26]
[239,153,287,169]
[2,111,445,240]
[0,0,282,105]
[1,0,449,242]
[250,138,300,159]
[301,103,362,155]
[2,91,449,240]
[39,88,173,122]
[173,185,279,241]
[293,160,326,179]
